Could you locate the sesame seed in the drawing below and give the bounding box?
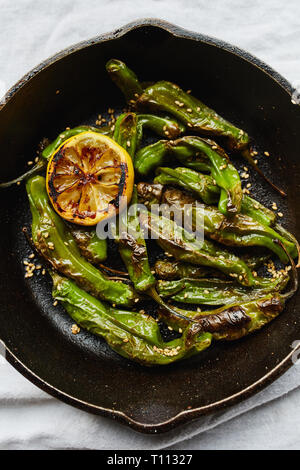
[278,212,283,217]
[53,300,58,306]
[71,324,80,335]
[264,151,270,157]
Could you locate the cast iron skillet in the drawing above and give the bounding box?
[0,19,300,434]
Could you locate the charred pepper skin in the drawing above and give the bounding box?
[137,136,243,216]
[154,167,220,205]
[51,272,212,366]
[161,187,297,262]
[158,293,285,341]
[157,273,289,306]
[154,254,270,280]
[26,175,136,307]
[117,187,156,292]
[138,210,255,286]
[69,227,107,264]
[113,113,139,159]
[106,60,249,153]
[152,169,276,226]
[113,115,156,292]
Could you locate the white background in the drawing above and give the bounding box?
[1,0,300,450]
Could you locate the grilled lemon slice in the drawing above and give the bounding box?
[46,131,134,226]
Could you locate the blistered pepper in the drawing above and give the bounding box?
[51,272,212,366]
[138,210,255,286]
[26,175,136,307]
[157,273,289,306]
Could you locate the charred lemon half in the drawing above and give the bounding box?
[46,131,134,226]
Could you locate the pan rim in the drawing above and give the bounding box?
[1,18,299,434]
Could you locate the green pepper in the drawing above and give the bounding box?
[161,187,297,262]
[134,138,211,176]
[155,167,220,205]
[135,140,170,176]
[116,187,155,292]
[154,260,225,280]
[137,114,185,142]
[136,80,249,153]
[106,60,249,152]
[158,293,285,342]
[168,137,242,216]
[154,254,270,280]
[69,226,107,264]
[157,272,289,306]
[106,59,143,102]
[51,272,212,366]
[26,175,136,307]
[153,168,276,226]
[113,112,139,159]
[138,210,255,286]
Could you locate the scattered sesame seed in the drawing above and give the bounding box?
[278,212,283,217]
[264,151,270,157]
[71,324,80,335]
[53,300,58,306]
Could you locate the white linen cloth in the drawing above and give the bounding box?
[0,0,300,450]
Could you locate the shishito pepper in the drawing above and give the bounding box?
[51,272,212,366]
[113,113,139,159]
[116,187,155,292]
[159,248,298,334]
[137,136,243,216]
[106,59,143,102]
[136,80,249,153]
[106,59,249,152]
[112,115,155,292]
[137,114,185,142]
[153,168,276,226]
[155,167,220,205]
[69,227,107,264]
[107,59,284,195]
[161,187,297,262]
[138,210,255,286]
[26,175,136,307]
[158,292,286,341]
[154,253,271,280]
[157,273,289,306]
